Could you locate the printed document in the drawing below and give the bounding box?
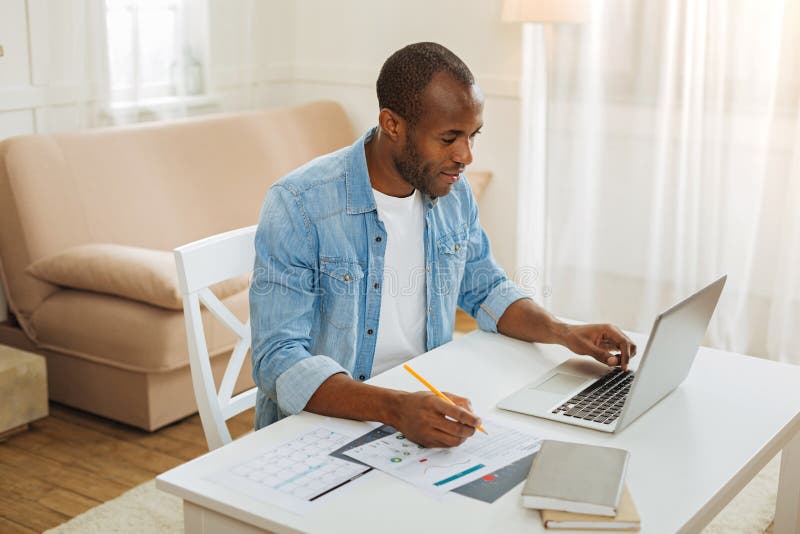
[209,427,371,514]
[343,418,541,494]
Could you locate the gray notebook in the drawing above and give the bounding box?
[521,440,630,517]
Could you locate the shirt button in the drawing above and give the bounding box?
[344,274,350,281]
[375,236,382,242]
[454,245,460,251]
[359,374,366,381]
[427,307,432,313]
[367,329,374,335]
[426,265,431,272]
[373,283,379,289]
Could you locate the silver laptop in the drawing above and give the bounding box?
[497,275,727,433]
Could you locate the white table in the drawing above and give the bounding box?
[157,330,800,533]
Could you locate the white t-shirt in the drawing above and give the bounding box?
[371,188,427,375]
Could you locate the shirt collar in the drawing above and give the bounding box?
[345,127,438,215]
[345,128,378,215]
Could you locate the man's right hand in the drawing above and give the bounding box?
[391,391,482,448]
[304,374,481,448]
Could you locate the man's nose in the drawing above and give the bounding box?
[453,138,473,166]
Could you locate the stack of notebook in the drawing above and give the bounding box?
[521,440,641,531]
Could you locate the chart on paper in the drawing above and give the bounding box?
[209,427,371,515]
[343,418,541,494]
[344,433,484,487]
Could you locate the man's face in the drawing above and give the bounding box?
[393,72,484,198]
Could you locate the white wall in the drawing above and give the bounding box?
[1,0,109,135]
[208,0,294,111]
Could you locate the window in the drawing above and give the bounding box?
[105,0,206,102]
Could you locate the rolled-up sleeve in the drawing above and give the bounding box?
[457,183,530,333]
[250,185,347,417]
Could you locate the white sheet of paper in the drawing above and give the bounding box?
[208,427,371,515]
[343,418,541,494]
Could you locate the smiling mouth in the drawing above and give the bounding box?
[440,171,462,184]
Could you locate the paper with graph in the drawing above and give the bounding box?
[342,418,541,494]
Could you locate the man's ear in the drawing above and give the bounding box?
[378,108,405,142]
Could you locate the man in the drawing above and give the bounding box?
[250,42,636,448]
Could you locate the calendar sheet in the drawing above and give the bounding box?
[209,427,371,515]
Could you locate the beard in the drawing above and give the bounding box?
[393,133,441,198]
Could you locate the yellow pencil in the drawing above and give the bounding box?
[402,363,487,435]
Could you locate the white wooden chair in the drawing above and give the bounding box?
[174,225,258,450]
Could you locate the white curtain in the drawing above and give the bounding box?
[32,0,217,132]
[520,0,800,363]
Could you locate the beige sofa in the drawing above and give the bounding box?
[0,101,356,430]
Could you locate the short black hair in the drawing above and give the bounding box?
[376,42,475,126]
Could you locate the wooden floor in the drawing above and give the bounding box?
[454,308,477,333]
[0,314,478,532]
[0,403,254,533]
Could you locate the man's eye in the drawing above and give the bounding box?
[442,137,456,144]
[470,130,482,139]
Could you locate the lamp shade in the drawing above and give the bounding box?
[501,0,588,23]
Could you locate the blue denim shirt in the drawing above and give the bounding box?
[250,128,529,430]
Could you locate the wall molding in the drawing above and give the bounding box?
[211,62,521,99]
[289,63,520,99]
[2,62,520,114]
[0,82,108,112]
[212,63,293,89]
[0,87,47,111]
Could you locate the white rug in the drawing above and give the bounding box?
[703,453,780,534]
[46,454,780,533]
[44,480,182,534]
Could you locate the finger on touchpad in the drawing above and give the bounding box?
[533,373,588,394]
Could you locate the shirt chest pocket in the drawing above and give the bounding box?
[319,257,364,329]
[436,225,469,284]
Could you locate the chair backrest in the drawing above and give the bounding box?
[174,225,257,450]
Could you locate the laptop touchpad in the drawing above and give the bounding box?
[534,373,587,394]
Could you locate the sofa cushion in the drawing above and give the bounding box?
[26,244,248,310]
[30,289,249,373]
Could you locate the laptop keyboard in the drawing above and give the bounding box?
[551,368,634,425]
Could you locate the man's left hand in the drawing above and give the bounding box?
[560,323,637,371]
